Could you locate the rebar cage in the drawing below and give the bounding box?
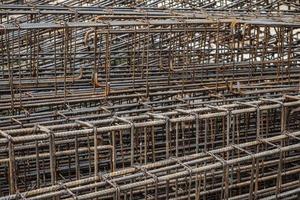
[0,1,300,200]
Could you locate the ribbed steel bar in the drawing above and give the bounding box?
[0,94,299,195]
[0,16,299,115]
[1,130,299,200]
[0,2,300,199]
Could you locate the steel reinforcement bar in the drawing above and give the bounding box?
[0,95,300,195]
[1,129,299,200]
[1,16,299,115]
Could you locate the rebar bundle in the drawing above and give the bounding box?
[0,0,299,199]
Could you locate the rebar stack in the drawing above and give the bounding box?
[0,1,300,199]
[2,130,300,200]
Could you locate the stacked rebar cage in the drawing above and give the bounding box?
[0,0,300,199]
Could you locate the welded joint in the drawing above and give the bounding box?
[15,191,28,200]
[205,104,232,145]
[257,135,285,197]
[261,97,287,132]
[36,124,55,144]
[146,112,170,135]
[56,111,70,121]
[257,138,282,150]
[11,117,22,127]
[176,108,199,121]
[35,124,56,149]
[236,101,260,109]
[260,98,284,106]
[203,150,230,200]
[236,101,261,138]
[113,115,135,165]
[231,144,253,156]
[139,101,153,110]
[12,18,20,29]
[68,8,78,18]
[36,124,56,184]
[170,157,193,177]
[113,116,135,127]
[22,108,30,117]
[147,112,170,158]
[100,173,120,199]
[75,119,94,128]
[58,182,77,200]
[205,151,228,167]
[176,109,200,128]
[65,103,73,112]
[175,108,200,151]
[204,104,231,113]
[99,106,111,114]
[133,165,159,183]
[283,130,300,141]
[174,96,190,105]
[146,112,169,121]
[24,92,33,98]
[36,124,52,135]
[104,8,114,16]
[0,129,14,143]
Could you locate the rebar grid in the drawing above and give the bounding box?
[0,16,299,114]
[1,130,299,200]
[0,1,300,199]
[0,95,300,195]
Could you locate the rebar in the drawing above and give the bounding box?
[0,1,299,199]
